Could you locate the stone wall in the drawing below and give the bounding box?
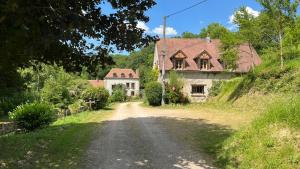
[164,71,234,102]
[0,122,16,135]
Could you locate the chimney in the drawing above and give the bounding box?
[206,33,211,43]
[135,69,139,77]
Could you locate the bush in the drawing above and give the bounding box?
[9,103,56,130]
[20,63,91,109]
[68,99,88,114]
[0,91,39,116]
[41,72,74,108]
[165,71,188,104]
[81,87,109,110]
[209,81,224,97]
[165,88,189,104]
[110,88,127,102]
[145,82,162,106]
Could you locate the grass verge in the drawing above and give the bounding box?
[217,97,300,168]
[0,109,113,169]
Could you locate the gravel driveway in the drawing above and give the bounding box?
[84,102,215,169]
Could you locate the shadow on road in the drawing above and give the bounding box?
[0,112,233,169]
[85,116,233,169]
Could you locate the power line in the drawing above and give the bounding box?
[161,0,210,105]
[166,0,209,18]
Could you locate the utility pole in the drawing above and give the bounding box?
[159,0,209,105]
[161,16,167,105]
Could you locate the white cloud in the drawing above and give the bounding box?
[245,6,260,17]
[229,6,260,23]
[227,25,238,31]
[135,22,178,36]
[137,21,150,33]
[152,25,178,36]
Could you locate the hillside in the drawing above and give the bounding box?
[209,57,300,168]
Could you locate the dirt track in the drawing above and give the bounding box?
[84,102,217,169]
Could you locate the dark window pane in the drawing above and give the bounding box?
[191,85,205,94]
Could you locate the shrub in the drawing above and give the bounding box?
[145,82,162,106]
[68,99,88,114]
[20,63,91,109]
[165,71,188,104]
[9,103,56,130]
[110,88,127,102]
[209,81,224,97]
[81,87,109,110]
[41,73,74,108]
[0,91,39,116]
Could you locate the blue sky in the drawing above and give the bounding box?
[142,0,261,35]
[98,0,300,55]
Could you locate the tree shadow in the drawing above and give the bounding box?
[102,107,114,111]
[0,116,233,169]
[0,122,101,169]
[84,116,233,169]
[0,115,10,123]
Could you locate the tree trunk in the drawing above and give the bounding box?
[279,32,284,69]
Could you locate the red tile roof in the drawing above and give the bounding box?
[104,68,139,79]
[156,38,261,72]
[88,80,104,88]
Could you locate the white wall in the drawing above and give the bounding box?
[104,78,140,97]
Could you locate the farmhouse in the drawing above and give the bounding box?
[103,68,140,97]
[153,38,261,102]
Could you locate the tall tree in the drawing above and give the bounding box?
[284,16,300,59]
[234,7,261,70]
[0,0,157,93]
[181,32,199,38]
[199,23,229,39]
[220,32,242,70]
[256,0,300,68]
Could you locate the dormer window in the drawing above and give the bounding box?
[174,59,184,69]
[195,51,211,70]
[113,73,118,78]
[171,50,187,70]
[200,59,209,70]
[121,73,125,78]
[129,73,133,78]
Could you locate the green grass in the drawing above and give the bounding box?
[0,109,113,169]
[208,57,300,104]
[217,97,300,169]
[209,57,300,168]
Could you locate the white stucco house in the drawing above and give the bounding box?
[153,38,262,102]
[102,68,140,97]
